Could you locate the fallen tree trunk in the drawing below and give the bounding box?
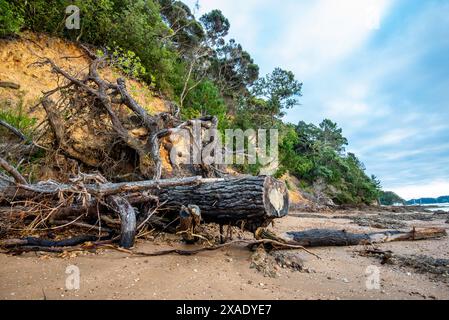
[0,176,203,200]
[158,176,289,232]
[283,228,447,247]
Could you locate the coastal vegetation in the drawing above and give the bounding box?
[1,0,381,205]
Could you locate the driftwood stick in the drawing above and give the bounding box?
[284,228,447,247]
[0,157,27,185]
[130,239,321,259]
[0,235,109,248]
[0,81,20,90]
[0,119,27,141]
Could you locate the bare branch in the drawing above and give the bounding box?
[0,157,27,185]
[0,119,27,141]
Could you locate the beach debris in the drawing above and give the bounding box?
[285,228,447,247]
[361,248,449,281]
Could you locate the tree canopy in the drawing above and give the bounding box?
[0,0,382,205]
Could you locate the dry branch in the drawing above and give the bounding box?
[0,81,20,90]
[0,157,27,185]
[284,228,447,247]
[0,119,27,141]
[1,176,203,199]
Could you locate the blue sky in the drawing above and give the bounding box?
[185,0,449,200]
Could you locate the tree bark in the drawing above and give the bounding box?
[107,195,136,249]
[0,176,203,200]
[158,176,290,232]
[0,119,27,141]
[284,228,447,247]
[0,82,20,90]
[0,157,27,185]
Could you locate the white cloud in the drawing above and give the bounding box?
[355,128,419,155]
[372,143,449,161]
[392,180,449,200]
[272,0,394,77]
[185,0,270,51]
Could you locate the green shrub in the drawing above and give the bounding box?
[99,46,148,80]
[0,94,37,139]
[0,0,24,37]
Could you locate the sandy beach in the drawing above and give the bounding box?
[1,209,448,300]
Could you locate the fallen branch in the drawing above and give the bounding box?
[0,157,27,185]
[1,176,203,199]
[284,228,447,247]
[129,239,321,259]
[0,81,20,90]
[0,119,27,141]
[0,235,110,248]
[107,195,136,249]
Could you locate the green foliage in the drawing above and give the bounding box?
[107,46,147,80]
[0,0,24,37]
[8,0,180,90]
[0,94,37,139]
[274,119,381,205]
[200,10,230,46]
[181,80,229,130]
[252,68,302,124]
[210,39,259,98]
[158,0,205,52]
[380,191,405,205]
[2,0,383,205]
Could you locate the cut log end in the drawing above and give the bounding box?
[158,176,290,232]
[264,176,290,219]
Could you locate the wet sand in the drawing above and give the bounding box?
[1,210,448,300]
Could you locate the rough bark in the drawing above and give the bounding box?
[0,82,20,90]
[158,176,290,232]
[0,157,27,185]
[107,195,136,249]
[0,176,203,200]
[0,119,27,141]
[0,235,108,248]
[284,228,447,247]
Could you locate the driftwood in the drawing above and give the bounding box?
[106,195,136,248]
[0,235,110,248]
[0,174,290,249]
[0,81,20,90]
[0,119,27,141]
[0,157,27,185]
[0,176,203,200]
[284,228,447,247]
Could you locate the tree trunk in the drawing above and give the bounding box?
[284,228,447,247]
[0,176,203,200]
[158,176,289,232]
[107,196,136,249]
